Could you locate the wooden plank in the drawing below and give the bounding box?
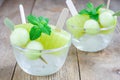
[31,0,66,25]
[0,0,35,80]
[77,0,120,80]
[78,34,120,80]
[12,0,80,80]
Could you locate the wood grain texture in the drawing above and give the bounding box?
[12,0,80,80]
[77,0,120,80]
[1,0,120,80]
[32,0,67,25]
[78,34,120,80]
[0,0,35,80]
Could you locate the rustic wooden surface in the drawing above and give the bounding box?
[0,0,120,80]
[0,0,35,80]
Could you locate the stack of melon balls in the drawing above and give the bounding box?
[66,6,117,39]
[10,16,70,60]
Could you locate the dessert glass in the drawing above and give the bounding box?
[12,27,72,76]
[66,23,116,52]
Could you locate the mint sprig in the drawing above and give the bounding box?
[79,2,104,21]
[113,11,120,16]
[27,15,51,40]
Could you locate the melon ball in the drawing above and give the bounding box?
[84,19,100,34]
[10,28,29,47]
[99,12,115,27]
[26,41,43,50]
[98,8,115,14]
[25,41,43,60]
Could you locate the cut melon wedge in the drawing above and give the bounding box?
[66,14,89,38]
[36,25,71,50]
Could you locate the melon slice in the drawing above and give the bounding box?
[36,25,71,50]
[66,14,89,38]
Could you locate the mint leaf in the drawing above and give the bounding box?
[27,14,39,25]
[27,15,51,40]
[96,4,105,11]
[30,26,42,40]
[90,14,98,21]
[113,11,120,16]
[91,9,97,15]
[86,2,94,10]
[79,2,104,21]
[42,25,51,35]
[4,18,14,31]
[79,9,90,14]
[38,16,49,23]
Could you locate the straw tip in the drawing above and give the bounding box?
[19,4,23,7]
[66,0,71,2]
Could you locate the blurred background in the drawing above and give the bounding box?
[0,0,120,24]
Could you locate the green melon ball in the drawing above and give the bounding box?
[66,14,89,38]
[84,19,100,34]
[10,28,29,47]
[26,41,43,50]
[25,41,43,60]
[98,8,115,14]
[99,12,116,27]
[15,23,33,32]
[98,8,117,34]
[98,8,117,26]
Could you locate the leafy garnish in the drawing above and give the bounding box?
[4,18,15,31]
[79,2,104,21]
[113,11,120,16]
[29,26,42,40]
[27,14,51,40]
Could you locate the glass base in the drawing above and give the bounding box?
[13,47,69,76]
[72,33,113,52]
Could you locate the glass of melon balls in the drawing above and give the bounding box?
[66,3,117,52]
[9,15,71,76]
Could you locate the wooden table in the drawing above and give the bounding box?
[0,0,120,80]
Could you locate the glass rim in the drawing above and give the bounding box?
[12,35,72,54]
[70,24,115,31]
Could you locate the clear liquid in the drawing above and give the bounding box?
[72,33,113,52]
[13,48,69,76]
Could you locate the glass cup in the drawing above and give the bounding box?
[12,31,72,76]
[66,23,116,52]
